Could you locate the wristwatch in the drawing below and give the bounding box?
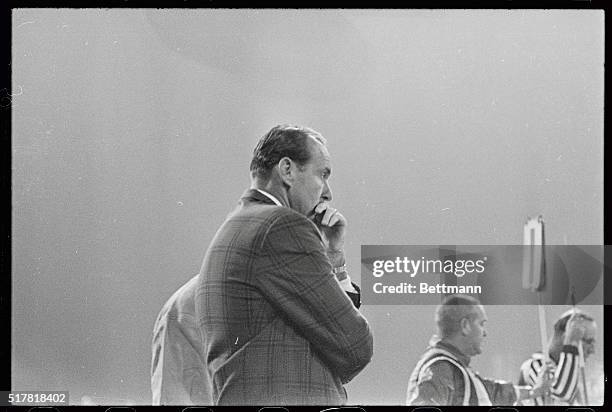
[332,264,347,275]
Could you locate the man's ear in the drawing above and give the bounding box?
[277,157,294,187]
[460,317,472,335]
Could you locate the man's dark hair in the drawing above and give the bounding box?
[250,124,326,180]
[435,294,482,338]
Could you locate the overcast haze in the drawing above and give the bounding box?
[12,9,603,404]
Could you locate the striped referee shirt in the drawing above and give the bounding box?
[518,345,580,405]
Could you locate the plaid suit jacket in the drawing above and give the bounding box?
[195,189,373,405]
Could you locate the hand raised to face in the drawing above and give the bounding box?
[312,202,346,253]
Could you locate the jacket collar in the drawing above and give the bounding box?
[430,336,472,366]
[240,188,288,208]
[255,189,282,206]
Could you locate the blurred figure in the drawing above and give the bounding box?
[195,125,373,405]
[406,294,550,405]
[518,309,597,405]
[151,275,211,405]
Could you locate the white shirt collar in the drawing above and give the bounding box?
[255,189,282,207]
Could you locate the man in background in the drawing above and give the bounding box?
[195,125,373,405]
[151,275,211,405]
[406,294,550,405]
[518,309,597,405]
[150,125,371,405]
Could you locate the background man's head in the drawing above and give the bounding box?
[552,309,596,358]
[435,294,487,357]
[250,125,332,217]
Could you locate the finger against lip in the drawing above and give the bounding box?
[322,212,330,225]
[321,210,329,225]
[323,208,337,225]
[315,202,327,214]
[328,214,339,226]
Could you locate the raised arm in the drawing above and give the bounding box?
[255,211,373,383]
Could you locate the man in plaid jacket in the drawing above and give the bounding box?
[195,125,374,405]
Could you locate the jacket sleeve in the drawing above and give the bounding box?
[407,360,458,405]
[346,282,361,309]
[477,373,518,405]
[254,211,373,384]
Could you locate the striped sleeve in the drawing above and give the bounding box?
[523,358,543,386]
[519,356,543,406]
[551,345,579,402]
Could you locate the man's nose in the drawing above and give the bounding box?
[321,181,332,202]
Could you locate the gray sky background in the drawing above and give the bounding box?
[12,9,603,404]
